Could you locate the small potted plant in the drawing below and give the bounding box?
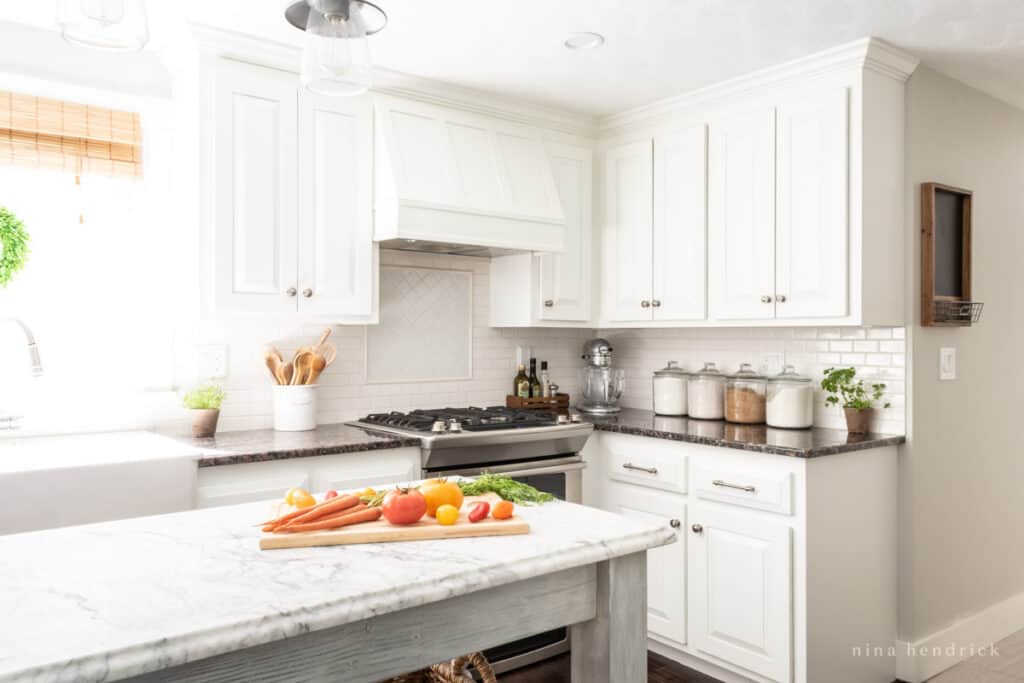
[183,383,226,438]
[821,367,890,434]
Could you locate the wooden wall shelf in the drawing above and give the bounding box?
[921,182,981,326]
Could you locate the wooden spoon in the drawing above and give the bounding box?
[291,351,314,385]
[280,362,294,386]
[305,353,328,385]
[264,350,283,385]
[319,342,337,367]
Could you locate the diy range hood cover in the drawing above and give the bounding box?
[374,95,565,254]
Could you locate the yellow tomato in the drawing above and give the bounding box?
[284,487,310,506]
[358,487,377,497]
[435,504,459,526]
[292,490,316,508]
[419,479,464,517]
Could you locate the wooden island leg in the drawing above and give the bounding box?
[570,551,648,683]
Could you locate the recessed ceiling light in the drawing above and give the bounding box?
[565,32,605,50]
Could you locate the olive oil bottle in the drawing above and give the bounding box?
[514,364,530,398]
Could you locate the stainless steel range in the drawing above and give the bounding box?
[348,406,593,673]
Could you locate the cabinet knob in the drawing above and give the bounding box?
[761,295,773,304]
[777,294,787,303]
[302,288,313,298]
[544,299,554,308]
[651,299,662,308]
[691,523,704,534]
[641,300,651,308]
[285,287,297,297]
[669,519,681,529]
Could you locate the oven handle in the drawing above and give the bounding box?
[431,459,587,479]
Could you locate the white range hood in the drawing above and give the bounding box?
[373,94,566,255]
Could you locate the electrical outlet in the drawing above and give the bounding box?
[939,347,957,381]
[198,345,228,379]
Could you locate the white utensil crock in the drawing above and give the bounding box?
[273,385,317,431]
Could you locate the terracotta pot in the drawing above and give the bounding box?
[843,407,874,434]
[191,409,220,438]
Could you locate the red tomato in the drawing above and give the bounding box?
[382,488,427,525]
[468,501,490,523]
[323,490,338,500]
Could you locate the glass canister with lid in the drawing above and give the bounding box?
[725,363,767,424]
[653,361,688,416]
[766,364,815,429]
[687,361,726,420]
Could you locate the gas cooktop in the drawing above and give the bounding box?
[359,406,559,434]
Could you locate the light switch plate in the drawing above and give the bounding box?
[939,347,957,381]
[198,344,228,379]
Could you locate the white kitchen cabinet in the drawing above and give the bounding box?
[688,503,792,682]
[774,87,850,319]
[602,139,654,322]
[606,482,687,649]
[195,447,420,509]
[489,141,594,326]
[602,127,707,323]
[707,107,777,321]
[211,60,298,315]
[207,58,376,322]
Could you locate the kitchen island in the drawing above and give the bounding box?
[0,497,674,683]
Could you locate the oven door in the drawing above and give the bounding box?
[424,457,585,674]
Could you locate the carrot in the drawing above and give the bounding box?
[260,494,360,531]
[277,506,381,533]
[280,503,367,530]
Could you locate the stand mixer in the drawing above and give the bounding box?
[576,338,625,414]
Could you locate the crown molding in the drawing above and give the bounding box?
[187,23,597,137]
[599,36,919,135]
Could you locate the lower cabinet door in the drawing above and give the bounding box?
[607,483,687,648]
[688,504,792,682]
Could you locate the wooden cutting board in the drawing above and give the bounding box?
[259,494,529,550]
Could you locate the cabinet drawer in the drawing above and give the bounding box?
[605,436,687,494]
[691,465,793,515]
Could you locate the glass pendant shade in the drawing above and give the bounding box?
[290,0,387,97]
[56,0,149,51]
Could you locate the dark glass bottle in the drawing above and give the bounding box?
[528,358,542,398]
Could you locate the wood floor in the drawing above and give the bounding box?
[497,651,722,683]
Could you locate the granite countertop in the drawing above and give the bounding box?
[179,423,421,467]
[0,497,674,683]
[580,408,905,458]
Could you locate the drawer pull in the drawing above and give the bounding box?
[712,479,756,493]
[623,462,658,475]
[691,524,703,534]
[669,519,681,529]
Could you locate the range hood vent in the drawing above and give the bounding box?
[373,95,565,254]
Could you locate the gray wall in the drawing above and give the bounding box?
[902,66,1024,641]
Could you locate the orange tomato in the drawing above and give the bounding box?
[419,479,464,517]
[435,504,459,526]
[492,500,514,520]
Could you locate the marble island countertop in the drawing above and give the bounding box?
[0,497,674,683]
[580,407,905,457]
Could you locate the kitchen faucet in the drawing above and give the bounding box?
[1,318,42,430]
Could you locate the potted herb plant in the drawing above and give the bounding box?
[821,367,890,434]
[183,383,226,438]
[0,206,30,288]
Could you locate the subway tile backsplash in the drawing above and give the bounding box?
[598,326,906,434]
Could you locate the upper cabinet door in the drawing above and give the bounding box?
[707,108,776,321]
[775,87,850,319]
[603,140,654,322]
[212,60,298,314]
[539,143,593,322]
[297,91,375,318]
[688,504,792,683]
[653,126,707,321]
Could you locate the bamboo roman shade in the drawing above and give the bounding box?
[0,91,142,178]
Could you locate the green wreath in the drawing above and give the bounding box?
[0,206,30,288]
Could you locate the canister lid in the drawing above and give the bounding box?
[691,361,723,378]
[654,360,688,377]
[730,362,764,379]
[767,364,811,383]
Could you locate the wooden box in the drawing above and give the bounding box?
[506,394,571,416]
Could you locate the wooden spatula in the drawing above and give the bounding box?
[319,342,337,367]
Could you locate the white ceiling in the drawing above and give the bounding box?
[5,1,1024,116]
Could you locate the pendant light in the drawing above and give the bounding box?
[56,0,149,52]
[285,0,387,96]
